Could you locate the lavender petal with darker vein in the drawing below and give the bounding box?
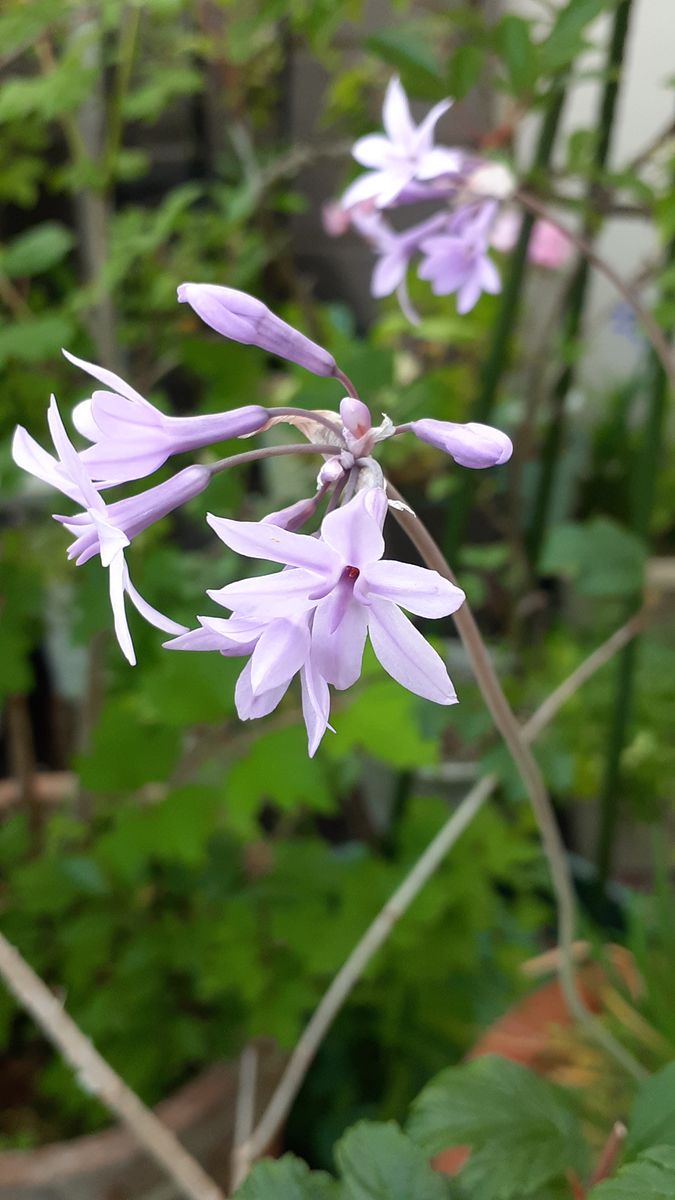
[177,283,338,378]
[64,350,268,484]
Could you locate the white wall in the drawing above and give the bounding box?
[508,0,674,387]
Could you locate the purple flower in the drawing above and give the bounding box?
[65,351,268,485]
[407,419,512,468]
[418,203,501,314]
[206,487,465,705]
[351,208,449,301]
[177,283,338,378]
[12,397,196,663]
[342,77,462,209]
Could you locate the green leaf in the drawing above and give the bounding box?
[589,1146,675,1198]
[325,677,439,769]
[408,1057,586,1200]
[495,16,538,96]
[336,1120,451,1200]
[540,518,646,596]
[366,27,445,97]
[1,222,74,277]
[626,1062,675,1156]
[235,1154,340,1199]
[0,314,76,368]
[539,0,620,73]
[446,44,484,99]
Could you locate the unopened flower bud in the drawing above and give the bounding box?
[340,397,372,439]
[178,283,338,378]
[262,496,320,532]
[409,419,512,468]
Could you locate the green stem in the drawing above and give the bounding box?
[595,343,672,884]
[443,81,567,560]
[526,0,635,566]
[103,5,142,188]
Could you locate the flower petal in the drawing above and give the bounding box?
[12,426,82,503]
[235,660,290,720]
[124,568,188,635]
[382,76,416,149]
[372,250,407,298]
[319,488,385,568]
[62,349,150,408]
[207,513,337,574]
[367,599,457,704]
[413,99,452,152]
[107,552,135,665]
[352,134,393,169]
[358,559,465,617]
[47,396,101,509]
[301,656,333,757]
[208,567,323,618]
[249,617,310,695]
[312,592,368,690]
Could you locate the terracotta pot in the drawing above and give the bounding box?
[0,1039,286,1200]
[433,947,640,1179]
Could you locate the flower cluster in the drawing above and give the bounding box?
[325,77,569,318]
[13,283,512,754]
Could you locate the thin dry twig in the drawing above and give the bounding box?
[230,1045,259,1193]
[232,604,646,1181]
[0,933,225,1200]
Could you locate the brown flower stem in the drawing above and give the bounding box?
[387,483,646,1084]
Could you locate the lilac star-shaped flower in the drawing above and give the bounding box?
[342,77,462,209]
[206,487,465,706]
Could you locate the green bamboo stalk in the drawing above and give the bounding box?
[595,336,672,884]
[525,0,635,566]
[443,83,567,559]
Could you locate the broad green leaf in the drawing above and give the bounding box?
[366,27,445,97]
[336,1120,452,1200]
[408,1056,586,1200]
[447,45,484,100]
[539,0,619,73]
[495,16,538,96]
[0,314,76,368]
[235,1153,340,1199]
[626,1062,675,1156]
[590,1145,675,1198]
[540,518,645,596]
[1,222,74,277]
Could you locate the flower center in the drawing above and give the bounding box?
[345,565,360,581]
